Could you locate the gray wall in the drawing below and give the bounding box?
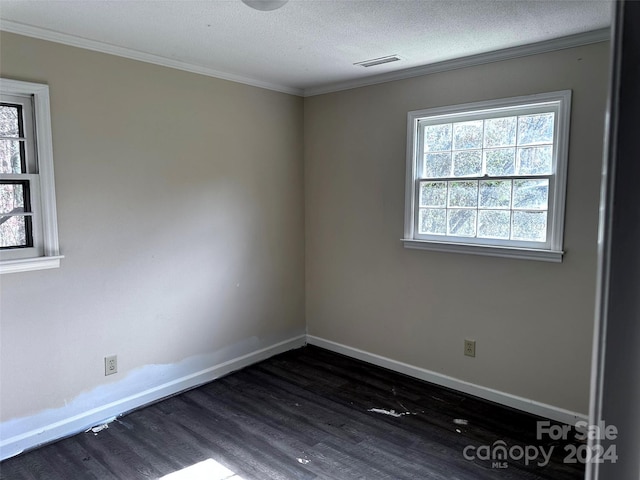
[305,42,609,414]
[0,32,305,423]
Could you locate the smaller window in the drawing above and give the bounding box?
[403,91,571,262]
[0,79,62,274]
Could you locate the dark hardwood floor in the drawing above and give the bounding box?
[1,346,586,480]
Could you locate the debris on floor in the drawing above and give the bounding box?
[367,408,416,417]
[85,417,116,435]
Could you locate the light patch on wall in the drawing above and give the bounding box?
[0,332,305,460]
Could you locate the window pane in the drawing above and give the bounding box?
[478,210,511,239]
[0,139,25,174]
[0,183,26,214]
[0,215,31,248]
[518,113,554,146]
[448,181,478,207]
[479,180,511,208]
[517,146,553,175]
[424,124,452,152]
[483,116,516,148]
[513,179,549,210]
[448,209,476,237]
[484,148,515,176]
[424,152,452,178]
[419,208,446,235]
[453,120,483,150]
[0,105,21,137]
[453,150,482,177]
[420,181,446,207]
[512,211,547,241]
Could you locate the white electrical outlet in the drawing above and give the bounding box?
[105,355,118,376]
[464,339,476,357]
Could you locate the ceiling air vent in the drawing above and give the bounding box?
[354,55,402,68]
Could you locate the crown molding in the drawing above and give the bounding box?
[303,28,611,97]
[0,20,304,97]
[0,20,609,98]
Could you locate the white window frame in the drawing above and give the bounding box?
[0,79,62,274]
[402,90,571,262]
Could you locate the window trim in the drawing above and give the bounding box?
[402,90,572,262]
[1,79,62,274]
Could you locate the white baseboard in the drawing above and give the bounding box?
[1,333,587,461]
[307,335,587,426]
[0,334,306,461]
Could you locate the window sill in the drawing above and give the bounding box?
[401,239,563,263]
[0,255,64,274]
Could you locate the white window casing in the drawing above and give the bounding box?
[0,79,62,274]
[402,90,572,262]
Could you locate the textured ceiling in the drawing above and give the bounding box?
[0,0,613,95]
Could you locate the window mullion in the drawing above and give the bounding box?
[414,178,421,235]
[1,212,35,218]
[0,136,27,141]
[420,174,551,182]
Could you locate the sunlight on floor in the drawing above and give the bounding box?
[159,458,245,480]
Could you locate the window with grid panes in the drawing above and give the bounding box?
[0,79,61,274]
[403,91,571,262]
